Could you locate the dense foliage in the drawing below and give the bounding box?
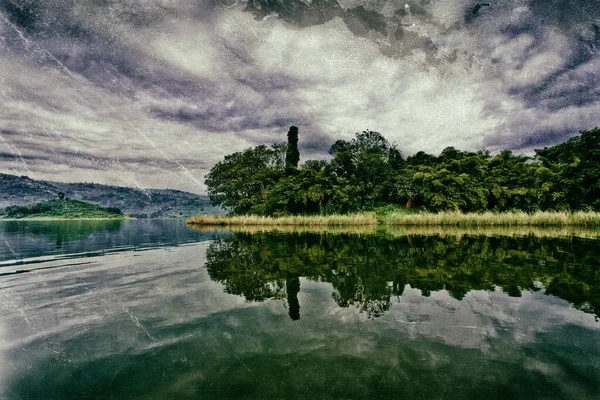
[206,128,600,215]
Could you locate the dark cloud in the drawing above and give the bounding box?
[151,106,298,133]
[244,0,341,27]
[1,0,221,100]
[485,127,577,153]
[464,3,493,24]
[342,5,387,36]
[528,0,600,31]
[299,132,334,153]
[1,0,44,33]
[1,0,599,192]
[0,152,40,162]
[235,73,305,93]
[243,0,435,58]
[521,70,600,112]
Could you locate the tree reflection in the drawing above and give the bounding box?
[286,276,301,320]
[205,232,600,319]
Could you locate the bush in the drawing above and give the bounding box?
[105,207,123,215]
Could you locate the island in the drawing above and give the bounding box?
[0,198,130,220]
[188,126,600,228]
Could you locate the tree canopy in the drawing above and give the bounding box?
[205,143,285,214]
[205,127,600,214]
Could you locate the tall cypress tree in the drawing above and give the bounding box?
[286,125,300,170]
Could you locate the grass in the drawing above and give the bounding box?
[186,213,378,227]
[189,221,600,239]
[380,210,600,227]
[189,224,378,235]
[188,210,600,228]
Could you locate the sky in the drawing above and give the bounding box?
[0,0,599,194]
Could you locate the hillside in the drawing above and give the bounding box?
[0,174,222,218]
[1,199,127,220]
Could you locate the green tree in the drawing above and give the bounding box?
[205,143,286,214]
[328,130,400,209]
[535,128,600,210]
[412,151,489,211]
[264,167,360,215]
[285,126,300,172]
[486,151,537,211]
[302,159,328,172]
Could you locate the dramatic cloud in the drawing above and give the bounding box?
[0,0,598,192]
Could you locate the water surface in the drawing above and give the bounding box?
[0,219,228,268]
[0,221,599,399]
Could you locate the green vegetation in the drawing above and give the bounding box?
[285,125,300,171]
[190,223,600,240]
[188,213,377,226]
[204,127,600,217]
[381,210,600,227]
[0,199,128,220]
[188,210,600,227]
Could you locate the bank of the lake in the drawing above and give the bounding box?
[187,213,378,226]
[0,216,132,221]
[188,210,600,228]
[381,210,600,227]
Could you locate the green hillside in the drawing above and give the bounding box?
[0,173,223,218]
[0,200,128,220]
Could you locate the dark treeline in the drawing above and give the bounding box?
[205,232,600,319]
[205,127,600,215]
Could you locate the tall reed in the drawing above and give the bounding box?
[188,224,378,235]
[188,211,600,228]
[187,213,378,227]
[381,211,600,227]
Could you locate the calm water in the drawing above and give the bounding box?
[0,221,599,399]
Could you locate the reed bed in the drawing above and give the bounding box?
[188,211,600,229]
[190,222,600,239]
[187,213,378,227]
[189,224,378,235]
[381,211,600,227]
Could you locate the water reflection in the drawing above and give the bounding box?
[0,219,229,266]
[286,276,301,320]
[0,228,599,399]
[205,231,600,319]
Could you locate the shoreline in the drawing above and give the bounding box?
[188,223,600,239]
[187,211,600,228]
[380,210,600,227]
[0,217,134,221]
[186,213,378,227]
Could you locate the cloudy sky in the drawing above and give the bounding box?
[1,0,599,193]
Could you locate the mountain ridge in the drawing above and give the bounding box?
[0,173,221,218]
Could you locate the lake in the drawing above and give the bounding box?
[0,220,599,399]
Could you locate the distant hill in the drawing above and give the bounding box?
[0,174,222,218]
[1,199,128,220]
